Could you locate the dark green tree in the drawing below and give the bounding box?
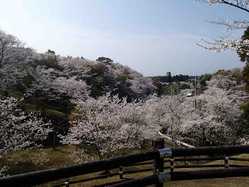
[238,27,249,92]
[237,27,249,134]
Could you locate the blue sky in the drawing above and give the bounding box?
[0,0,247,76]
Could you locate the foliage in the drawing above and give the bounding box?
[153,72,248,146]
[200,74,212,88]
[0,97,51,154]
[151,74,191,83]
[238,27,249,63]
[61,95,149,159]
[1,28,249,172]
[238,28,249,91]
[161,84,179,95]
[0,29,156,148]
[96,56,113,64]
[61,72,249,157]
[0,30,22,66]
[199,1,249,52]
[197,1,249,138]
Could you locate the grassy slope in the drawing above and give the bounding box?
[0,146,94,175]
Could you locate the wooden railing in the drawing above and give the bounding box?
[2,142,249,187]
[0,151,158,187]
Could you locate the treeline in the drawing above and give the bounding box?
[151,73,194,83]
[0,30,156,146]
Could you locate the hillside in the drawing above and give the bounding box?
[0,30,155,139]
[2,30,249,177]
[1,30,249,148]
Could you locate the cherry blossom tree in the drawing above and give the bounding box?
[156,73,248,146]
[0,30,22,66]
[207,0,249,13]
[0,97,51,154]
[128,77,155,97]
[52,76,89,102]
[198,0,249,52]
[197,1,249,144]
[61,95,149,160]
[180,87,240,145]
[26,65,89,103]
[61,71,248,154]
[58,57,93,77]
[0,30,35,67]
[0,166,8,177]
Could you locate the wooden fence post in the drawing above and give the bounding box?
[170,157,174,173]
[119,166,124,179]
[153,139,165,187]
[224,156,229,169]
[64,181,69,187]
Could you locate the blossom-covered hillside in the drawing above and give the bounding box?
[1,30,249,162]
[159,70,249,146]
[0,30,155,138]
[2,30,249,176]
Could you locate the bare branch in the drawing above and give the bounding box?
[222,0,249,13]
[207,0,249,13]
[207,20,249,30]
[197,38,241,52]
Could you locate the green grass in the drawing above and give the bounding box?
[0,145,96,175]
[23,103,68,118]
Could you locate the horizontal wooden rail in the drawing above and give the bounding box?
[109,175,160,187]
[2,145,249,186]
[172,145,249,157]
[95,179,133,187]
[124,160,154,167]
[65,163,249,185]
[112,167,249,187]
[165,164,225,169]
[56,163,249,186]
[0,151,158,186]
[54,172,120,187]
[165,164,249,169]
[170,156,225,162]
[229,164,249,167]
[171,167,249,180]
[229,157,249,162]
[55,168,154,186]
[123,168,153,174]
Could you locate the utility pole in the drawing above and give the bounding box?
[193,74,197,109]
[168,72,175,147]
